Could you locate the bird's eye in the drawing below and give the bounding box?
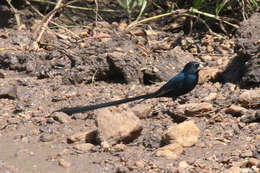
[194,63,199,68]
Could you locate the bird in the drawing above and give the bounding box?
[55,61,202,115]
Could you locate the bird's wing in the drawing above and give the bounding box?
[154,72,185,97]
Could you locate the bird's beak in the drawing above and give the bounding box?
[198,64,204,70]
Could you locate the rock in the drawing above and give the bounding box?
[240,110,260,123]
[58,159,71,168]
[0,69,5,78]
[67,130,97,143]
[164,120,200,147]
[96,109,142,144]
[242,54,260,87]
[248,158,259,167]
[73,143,94,152]
[202,92,217,102]
[175,103,213,116]
[240,150,253,158]
[156,143,183,160]
[235,13,260,57]
[113,143,126,152]
[107,51,142,83]
[198,67,221,84]
[179,161,189,169]
[40,134,54,142]
[135,160,145,168]
[223,166,240,173]
[239,89,260,107]
[101,141,111,151]
[130,104,152,119]
[225,105,248,117]
[52,112,70,124]
[0,84,17,99]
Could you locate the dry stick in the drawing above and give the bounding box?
[126,9,190,31]
[94,0,99,26]
[191,8,239,29]
[182,13,222,37]
[6,0,21,26]
[34,0,63,44]
[29,0,119,13]
[25,0,80,39]
[126,8,239,31]
[32,0,81,48]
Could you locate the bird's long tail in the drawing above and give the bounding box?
[55,92,156,114]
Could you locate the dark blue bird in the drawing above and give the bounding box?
[56,61,201,114]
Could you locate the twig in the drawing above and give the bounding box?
[6,0,21,26]
[29,0,120,13]
[126,9,190,31]
[32,0,81,49]
[34,0,63,44]
[94,0,99,26]
[25,0,80,39]
[182,13,222,37]
[191,8,239,29]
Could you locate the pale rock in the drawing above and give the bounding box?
[198,67,221,84]
[73,143,94,152]
[225,105,248,116]
[113,143,126,152]
[67,130,97,143]
[156,143,183,160]
[164,120,200,147]
[101,141,111,151]
[52,112,70,124]
[201,55,212,61]
[135,160,145,168]
[239,89,260,107]
[96,109,142,144]
[179,161,189,169]
[223,166,240,173]
[248,158,259,167]
[202,92,217,102]
[58,159,71,168]
[130,104,152,119]
[176,103,213,116]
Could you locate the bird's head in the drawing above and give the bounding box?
[182,61,202,74]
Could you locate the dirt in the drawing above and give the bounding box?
[0,2,260,173]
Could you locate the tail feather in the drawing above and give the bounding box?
[55,92,156,114]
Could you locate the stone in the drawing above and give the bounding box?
[0,84,17,99]
[96,109,142,144]
[223,166,240,173]
[176,103,213,116]
[52,112,70,124]
[198,67,221,84]
[164,120,200,147]
[156,143,183,160]
[130,104,152,119]
[67,130,97,143]
[179,161,189,169]
[235,13,260,56]
[40,134,54,142]
[101,141,111,152]
[248,158,259,167]
[113,143,126,152]
[58,159,71,168]
[225,105,248,116]
[135,160,145,168]
[239,89,260,107]
[73,143,94,152]
[202,92,217,102]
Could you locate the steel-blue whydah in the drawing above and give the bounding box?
[56,62,202,115]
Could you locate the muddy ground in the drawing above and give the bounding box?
[0,2,260,173]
